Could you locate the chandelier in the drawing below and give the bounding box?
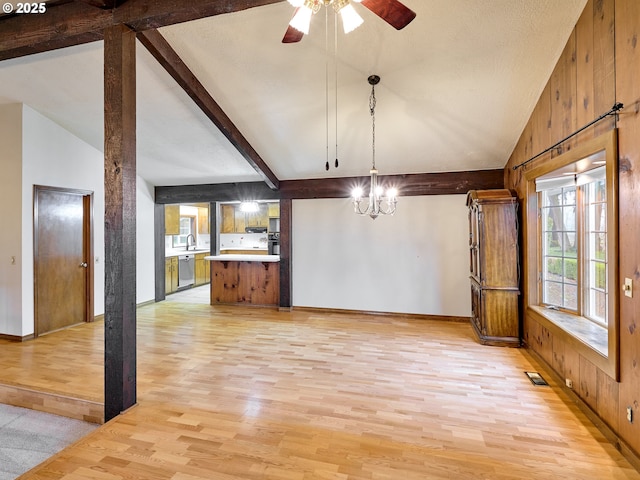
[287,0,364,35]
[352,75,398,219]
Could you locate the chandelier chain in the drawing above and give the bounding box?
[369,83,376,170]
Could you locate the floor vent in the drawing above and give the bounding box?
[525,371,549,386]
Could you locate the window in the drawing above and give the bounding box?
[524,130,618,380]
[538,166,608,325]
[172,216,195,248]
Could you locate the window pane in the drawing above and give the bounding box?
[590,290,607,324]
[585,177,608,325]
[591,260,607,290]
[564,284,578,310]
[545,257,562,280]
[540,186,578,312]
[543,188,563,207]
[544,280,562,306]
[563,259,577,285]
[563,231,577,258]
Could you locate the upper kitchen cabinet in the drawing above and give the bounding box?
[165,204,180,235]
[268,203,280,218]
[197,205,209,234]
[246,204,268,228]
[221,202,272,233]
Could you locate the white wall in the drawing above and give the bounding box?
[21,104,105,335]
[292,195,471,317]
[0,104,157,337]
[0,104,24,336]
[136,177,156,304]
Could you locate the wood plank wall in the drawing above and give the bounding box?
[504,0,640,458]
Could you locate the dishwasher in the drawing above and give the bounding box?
[177,255,195,289]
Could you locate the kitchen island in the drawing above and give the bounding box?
[205,254,279,306]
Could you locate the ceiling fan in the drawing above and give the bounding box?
[282,0,416,43]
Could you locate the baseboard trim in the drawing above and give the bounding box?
[523,344,640,473]
[292,306,470,323]
[0,333,34,342]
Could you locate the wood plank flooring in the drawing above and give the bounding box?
[1,296,638,479]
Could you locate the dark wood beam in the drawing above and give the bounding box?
[155,181,280,204]
[104,23,137,422]
[78,0,129,9]
[154,169,504,204]
[0,0,287,61]
[279,198,292,309]
[278,169,505,199]
[138,29,279,190]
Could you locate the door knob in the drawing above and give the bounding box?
[80,262,88,268]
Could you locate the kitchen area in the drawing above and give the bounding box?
[164,200,280,306]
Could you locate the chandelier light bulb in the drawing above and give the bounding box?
[287,0,305,6]
[352,186,364,200]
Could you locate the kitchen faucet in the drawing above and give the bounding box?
[185,234,196,251]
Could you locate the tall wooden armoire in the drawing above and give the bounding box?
[467,189,520,347]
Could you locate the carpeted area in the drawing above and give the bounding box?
[0,403,96,479]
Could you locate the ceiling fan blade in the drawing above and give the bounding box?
[282,25,304,43]
[282,7,305,43]
[360,0,416,30]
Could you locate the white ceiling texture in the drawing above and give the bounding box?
[0,0,587,187]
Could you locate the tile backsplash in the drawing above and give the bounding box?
[220,233,268,249]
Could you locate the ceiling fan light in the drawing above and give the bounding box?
[339,3,364,34]
[289,5,313,34]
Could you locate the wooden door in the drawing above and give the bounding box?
[34,186,93,336]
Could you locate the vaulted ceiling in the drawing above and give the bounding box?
[0,0,587,187]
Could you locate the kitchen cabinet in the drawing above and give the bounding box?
[268,202,280,218]
[165,256,178,294]
[467,189,519,347]
[221,203,268,233]
[221,204,235,233]
[246,204,268,228]
[210,258,279,306]
[165,205,180,235]
[234,206,247,232]
[195,253,210,286]
[197,206,209,234]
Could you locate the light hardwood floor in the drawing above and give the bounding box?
[1,297,638,479]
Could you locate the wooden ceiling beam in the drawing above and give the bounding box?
[77,0,128,9]
[137,29,279,190]
[278,169,506,199]
[0,0,287,61]
[155,169,506,203]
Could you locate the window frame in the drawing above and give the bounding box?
[524,129,619,381]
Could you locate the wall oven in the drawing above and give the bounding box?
[268,232,280,255]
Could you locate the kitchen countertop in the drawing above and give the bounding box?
[205,254,280,262]
[220,246,268,251]
[165,249,211,257]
